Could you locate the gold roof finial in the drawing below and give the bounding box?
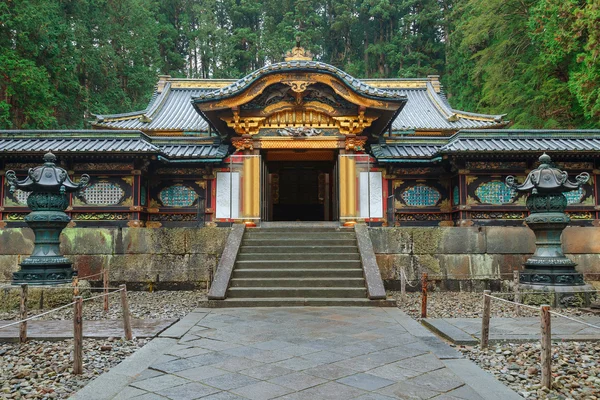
[284,36,313,61]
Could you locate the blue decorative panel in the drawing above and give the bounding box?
[453,186,459,205]
[159,185,197,207]
[401,185,441,207]
[565,187,584,204]
[82,181,124,205]
[475,181,514,205]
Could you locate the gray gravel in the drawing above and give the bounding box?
[0,290,206,321]
[395,291,600,399]
[394,291,597,319]
[459,342,600,399]
[0,338,148,399]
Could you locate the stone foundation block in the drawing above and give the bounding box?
[60,228,116,255]
[562,227,600,254]
[0,228,34,255]
[369,228,412,254]
[186,227,229,255]
[486,227,535,254]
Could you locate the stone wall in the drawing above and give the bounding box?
[1,226,599,291]
[0,227,230,290]
[370,226,600,291]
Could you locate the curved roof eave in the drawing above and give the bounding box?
[191,60,406,105]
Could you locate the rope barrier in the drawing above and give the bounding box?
[82,288,124,303]
[0,300,77,331]
[401,268,420,288]
[548,311,600,331]
[484,293,540,311]
[489,290,599,296]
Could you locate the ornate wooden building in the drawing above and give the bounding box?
[2,47,600,228]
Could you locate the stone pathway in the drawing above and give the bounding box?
[423,316,600,345]
[0,318,177,341]
[74,307,520,400]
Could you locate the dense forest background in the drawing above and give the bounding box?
[1,0,599,129]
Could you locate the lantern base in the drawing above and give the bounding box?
[517,282,597,308]
[13,263,76,285]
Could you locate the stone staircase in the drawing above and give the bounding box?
[218,226,393,306]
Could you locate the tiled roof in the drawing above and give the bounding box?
[0,131,159,153]
[374,130,600,162]
[0,131,229,160]
[371,138,448,161]
[95,85,211,132]
[150,138,229,159]
[389,85,506,131]
[192,60,403,102]
[94,79,506,133]
[440,130,600,153]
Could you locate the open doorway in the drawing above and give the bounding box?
[266,156,335,221]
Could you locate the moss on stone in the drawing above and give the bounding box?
[0,280,91,311]
[522,291,556,306]
[414,254,441,274]
[411,228,443,255]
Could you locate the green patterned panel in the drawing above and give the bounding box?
[401,184,441,207]
[475,181,514,205]
[159,184,198,207]
[564,187,584,204]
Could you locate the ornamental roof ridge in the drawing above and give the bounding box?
[191,60,404,103]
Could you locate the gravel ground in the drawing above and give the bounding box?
[0,290,206,321]
[0,338,148,399]
[0,291,204,399]
[395,291,600,399]
[459,342,600,399]
[394,291,598,319]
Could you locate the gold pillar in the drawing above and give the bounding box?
[242,156,260,225]
[339,155,357,224]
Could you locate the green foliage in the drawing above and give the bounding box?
[2,0,599,128]
[446,0,600,128]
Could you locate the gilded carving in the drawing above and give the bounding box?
[232,136,254,151]
[74,163,133,171]
[345,136,367,151]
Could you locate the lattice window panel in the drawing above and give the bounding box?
[13,189,30,205]
[159,185,198,207]
[565,187,585,205]
[475,181,514,205]
[453,186,459,205]
[81,181,124,205]
[401,184,441,207]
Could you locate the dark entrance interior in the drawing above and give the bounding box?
[267,160,334,221]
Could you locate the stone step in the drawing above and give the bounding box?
[237,253,361,261]
[242,238,357,246]
[226,287,367,298]
[207,298,397,307]
[235,260,362,269]
[249,227,350,233]
[232,268,365,278]
[239,246,359,254]
[229,278,366,288]
[245,232,356,240]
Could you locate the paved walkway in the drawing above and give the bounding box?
[423,316,600,345]
[0,318,176,341]
[74,307,519,400]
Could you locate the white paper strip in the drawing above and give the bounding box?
[359,171,383,218]
[216,172,240,219]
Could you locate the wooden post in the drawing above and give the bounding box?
[73,296,83,375]
[513,271,521,316]
[421,272,428,318]
[120,284,132,340]
[540,304,552,389]
[103,268,109,313]
[481,290,491,350]
[20,284,27,343]
[400,267,406,300]
[73,275,79,297]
